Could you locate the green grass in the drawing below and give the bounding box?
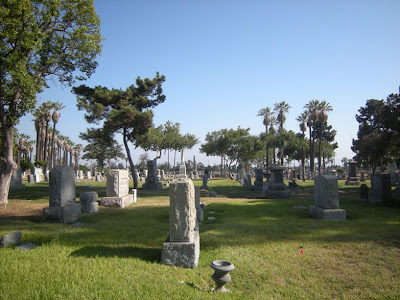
[1,179,400,299]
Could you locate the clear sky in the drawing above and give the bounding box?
[17,0,400,167]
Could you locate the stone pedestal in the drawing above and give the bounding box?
[100,169,134,208]
[161,178,199,268]
[43,166,81,224]
[309,175,346,220]
[80,191,99,214]
[264,165,291,199]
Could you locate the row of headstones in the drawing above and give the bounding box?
[43,167,136,223]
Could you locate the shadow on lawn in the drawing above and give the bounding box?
[70,245,161,262]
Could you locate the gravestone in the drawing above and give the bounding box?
[264,165,291,199]
[32,167,43,183]
[142,160,162,190]
[195,186,203,224]
[201,173,208,189]
[28,174,34,183]
[161,178,199,268]
[309,174,346,220]
[370,173,391,204]
[345,160,359,185]
[10,166,25,190]
[253,168,264,191]
[0,231,22,248]
[244,174,252,188]
[43,166,81,223]
[193,156,198,179]
[86,171,92,180]
[80,191,99,213]
[237,164,245,186]
[100,169,133,208]
[161,169,167,180]
[360,184,368,201]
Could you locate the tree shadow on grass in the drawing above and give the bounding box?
[70,245,161,262]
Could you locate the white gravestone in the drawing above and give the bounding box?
[100,169,133,208]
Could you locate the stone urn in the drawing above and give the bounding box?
[210,260,235,293]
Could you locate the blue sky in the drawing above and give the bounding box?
[17,0,400,167]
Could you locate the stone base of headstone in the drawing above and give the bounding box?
[10,183,25,190]
[309,206,346,220]
[43,203,81,224]
[265,188,291,199]
[81,202,99,214]
[100,194,134,208]
[142,178,162,190]
[161,231,200,268]
[345,177,360,185]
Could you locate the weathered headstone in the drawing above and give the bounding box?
[237,164,245,186]
[264,165,291,199]
[142,160,162,190]
[360,184,368,201]
[28,174,34,183]
[80,191,99,213]
[86,171,92,180]
[370,173,391,204]
[100,169,133,208]
[0,231,22,248]
[161,178,199,268]
[43,166,81,223]
[309,174,346,220]
[10,166,25,190]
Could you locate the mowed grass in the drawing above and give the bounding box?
[0,178,400,299]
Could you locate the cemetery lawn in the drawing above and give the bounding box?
[1,179,400,299]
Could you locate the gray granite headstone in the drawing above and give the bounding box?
[360,184,368,201]
[10,166,25,189]
[370,173,391,204]
[309,174,346,220]
[43,166,81,224]
[161,178,199,268]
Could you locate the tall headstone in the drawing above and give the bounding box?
[86,171,92,180]
[253,168,264,191]
[370,173,391,204]
[201,173,208,189]
[360,184,368,201]
[43,166,81,223]
[309,174,346,220]
[100,169,134,208]
[32,167,43,183]
[345,160,359,185]
[161,178,200,268]
[264,165,291,199]
[237,164,245,186]
[142,160,162,190]
[10,166,25,190]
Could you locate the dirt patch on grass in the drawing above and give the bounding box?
[0,200,46,221]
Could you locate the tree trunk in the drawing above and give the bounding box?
[0,125,17,204]
[309,126,314,174]
[301,133,306,181]
[122,128,138,189]
[318,127,323,175]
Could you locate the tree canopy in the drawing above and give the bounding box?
[0,0,102,204]
[73,72,166,188]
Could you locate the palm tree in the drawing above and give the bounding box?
[304,99,320,177]
[316,101,333,174]
[274,101,291,165]
[296,111,308,181]
[257,106,274,171]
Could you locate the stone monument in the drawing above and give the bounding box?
[201,173,208,189]
[195,186,204,224]
[80,191,99,213]
[142,160,162,190]
[264,165,291,199]
[370,173,391,204]
[345,160,359,185]
[253,168,264,191]
[10,166,25,190]
[43,166,81,223]
[32,167,43,183]
[161,178,200,268]
[100,169,133,208]
[309,174,346,220]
